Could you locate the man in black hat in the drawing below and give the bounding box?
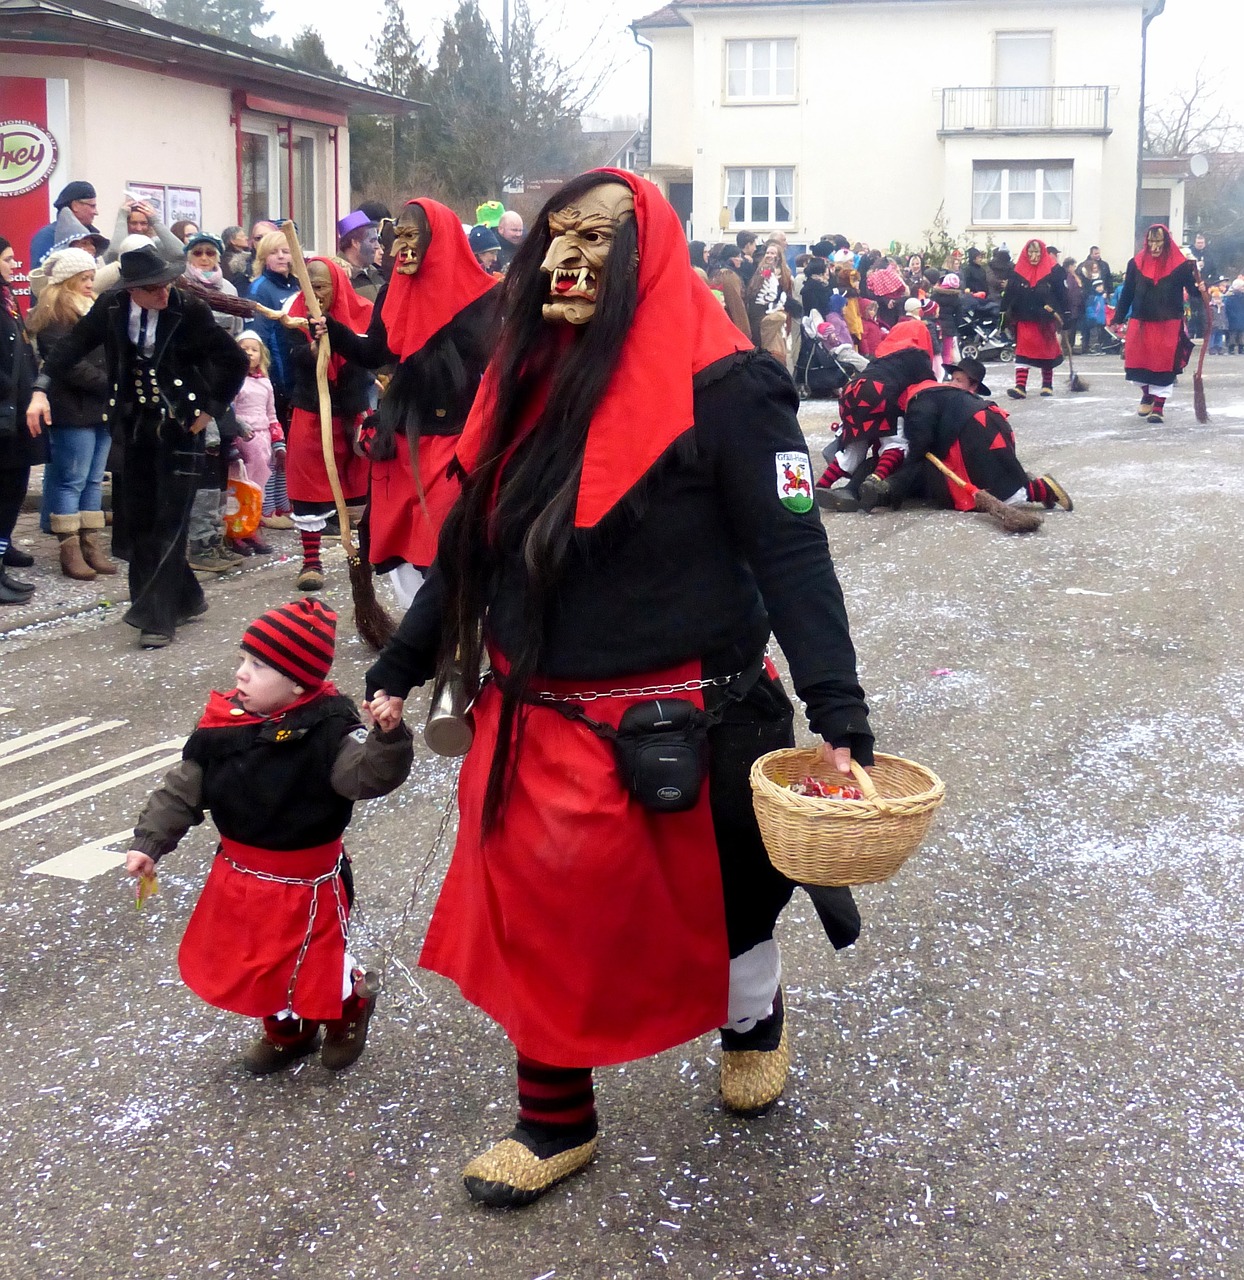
[944,355,992,397]
[28,245,248,647]
[30,182,101,267]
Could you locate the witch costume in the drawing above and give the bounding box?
[1001,239,1068,398]
[1114,224,1200,423]
[324,199,498,607]
[365,169,874,1207]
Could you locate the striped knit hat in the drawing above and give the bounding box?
[241,599,337,690]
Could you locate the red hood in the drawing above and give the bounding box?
[382,199,495,360]
[454,168,753,529]
[1133,224,1188,283]
[1014,239,1056,287]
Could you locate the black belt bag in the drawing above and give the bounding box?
[531,656,765,814]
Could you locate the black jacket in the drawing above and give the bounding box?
[35,288,248,435]
[326,284,498,453]
[1114,259,1199,324]
[0,303,41,468]
[31,317,108,428]
[1002,266,1069,324]
[366,350,875,758]
[961,260,988,295]
[283,330,374,419]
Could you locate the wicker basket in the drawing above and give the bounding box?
[749,748,944,886]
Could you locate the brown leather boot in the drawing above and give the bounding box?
[321,984,377,1071]
[242,1016,322,1076]
[78,511,117,574]
[51,515,95,581]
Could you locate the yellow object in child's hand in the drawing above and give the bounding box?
[135,872,158,909]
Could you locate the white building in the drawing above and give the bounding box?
[633,0,1166,261]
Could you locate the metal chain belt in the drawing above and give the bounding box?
[535,671,744,704]
[222,854,350,1015]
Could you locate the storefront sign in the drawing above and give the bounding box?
[0,119,57,196]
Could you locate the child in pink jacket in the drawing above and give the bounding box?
[230,330,286,554]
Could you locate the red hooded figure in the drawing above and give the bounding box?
[1000,238,1068,397]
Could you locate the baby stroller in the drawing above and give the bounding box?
[796,312,866,399]
[956,301,1014,364]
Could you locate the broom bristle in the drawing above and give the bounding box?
[1193,374,1209,424]
[1070,373,1089,392]
[348,556,397,651]
[974,488,1043,533]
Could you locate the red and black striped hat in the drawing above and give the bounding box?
[241,599,337,690]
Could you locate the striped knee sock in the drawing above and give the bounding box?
[1026,477,1053,505]
[1014,366,1030,392]
[872,447,904,481]
[271,468,289,514]
[514,1053,597,1156]
[1149,394,1166,416]
[299,530,322,571]
[1042,367,1054,388]
[816,461,846,488]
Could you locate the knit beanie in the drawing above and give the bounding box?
[241,599,337,690]
[237,327,264,345]
[904,297,923,315]
[47,248,98,284]
[54,181,96,210]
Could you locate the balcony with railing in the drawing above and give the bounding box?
[938,86,1111,136]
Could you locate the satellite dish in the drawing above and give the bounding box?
[1189,154,1209,178]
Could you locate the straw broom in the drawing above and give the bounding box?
[925,453,1043,533]
[1060,329,1089,392]
[280,221,396,650]
[1194,282,1212,424]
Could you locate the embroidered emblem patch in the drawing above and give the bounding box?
[776,451,814,513]
[351,727,369,743]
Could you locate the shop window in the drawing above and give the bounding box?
[725,167,794,226]
[725,40,796,102]
[972,162,1072,224]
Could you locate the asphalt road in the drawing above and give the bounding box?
[1,353,1241,1279]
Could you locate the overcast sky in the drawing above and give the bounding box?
[261,0,1242,122]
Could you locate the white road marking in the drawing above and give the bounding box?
[0,718,91,757]
[24,829,134,882]
[0,720,128,768]
[0,739,185,814]
[0,707,14,716]
[0,752,183,834]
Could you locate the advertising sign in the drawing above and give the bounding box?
[0,77,65,305]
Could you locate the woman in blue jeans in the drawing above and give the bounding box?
[27,248,116,580]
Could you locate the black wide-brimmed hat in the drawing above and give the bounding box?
[117,244,187,290]
[944,356,991,397]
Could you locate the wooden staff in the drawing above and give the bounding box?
[280,221,395,649]
[924,452,1043,534]
[1194,280,1212,424]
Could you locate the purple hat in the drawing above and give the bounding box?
[337,209,376,241]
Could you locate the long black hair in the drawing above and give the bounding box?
[436,172,640,830]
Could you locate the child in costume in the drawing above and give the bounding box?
[228,330,282,556]
[282,257,374,591]
[124,599,414,1075]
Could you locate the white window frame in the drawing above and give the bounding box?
[725,166,795,228]
[724,39,797,103]
[972,161,1073,226]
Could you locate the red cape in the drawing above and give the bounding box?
[455,168,753,529]
[290,257,372,380]
[381,199,495,361]
[1133,223,1188,283]
[1014,239,1055,287]
[876,318,933,359]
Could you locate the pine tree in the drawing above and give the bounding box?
[159,0,273,47]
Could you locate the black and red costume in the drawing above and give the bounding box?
[1115,226,1199,389]
[1002,239,1067,373]
[366,171,873,1070]
[325,200,498,578]
[283,258,373,518]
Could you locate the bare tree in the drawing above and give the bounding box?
[1144,65,1243,157]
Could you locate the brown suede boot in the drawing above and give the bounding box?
[78,511,117,575]
[51,515,95,581]
[242,1016,322,1076]
[321,982,378,1071]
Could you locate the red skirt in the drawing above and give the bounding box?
[178,837,348,1021]
[285,407,369,505]
[1014,318,1063,367]
[419,658,730,1067]
[369,434,461,568]
[1124,318,1190,386]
